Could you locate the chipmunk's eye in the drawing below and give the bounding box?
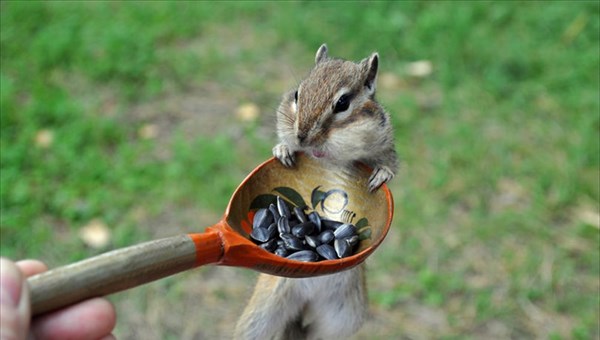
[333,94,351,114]
[294,90,298,103]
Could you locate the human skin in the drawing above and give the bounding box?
[0,257,116,340]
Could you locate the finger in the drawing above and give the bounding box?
[31,298,116,340]
[0,258,23,307]
[0,258,30,340]
[16,259,47,277]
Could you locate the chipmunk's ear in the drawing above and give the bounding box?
[362,52,379,93]
[315,44,329,64]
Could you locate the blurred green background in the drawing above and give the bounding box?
[1,1,598,339]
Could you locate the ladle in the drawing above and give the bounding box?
[28,153,393,315]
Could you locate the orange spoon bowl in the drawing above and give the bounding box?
[219,153,393,276]
[28,153,393,315]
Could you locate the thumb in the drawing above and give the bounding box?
[1,258,31,340]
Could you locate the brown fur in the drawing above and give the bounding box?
[272,44,398,188]
[235,266,368,340]
[235,44,398,340]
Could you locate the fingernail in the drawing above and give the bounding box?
[0,258,23,307]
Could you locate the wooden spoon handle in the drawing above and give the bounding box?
[29,230,223,316]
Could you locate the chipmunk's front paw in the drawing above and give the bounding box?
[272,143,296,167]
[368,166,395,192]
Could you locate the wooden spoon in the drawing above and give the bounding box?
[28,153,393,315]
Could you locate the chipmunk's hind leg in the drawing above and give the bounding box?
[301,268,368,339]
[281,306,309,339]
[234,276,304,340]
[301,297,368,340]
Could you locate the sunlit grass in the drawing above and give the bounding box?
[1,1,598,338]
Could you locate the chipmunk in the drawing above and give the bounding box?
[234,44,398,340]
[272,43,398,192]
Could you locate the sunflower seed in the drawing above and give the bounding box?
[334,238,352,258]
[259,239,277,252]
[253,208,273,229]
[266,223,277,240]
[293,206,308,223]
[308,212,322,233]
[316,244,337,260]
[286,250,319,262]
[322,219,343,230]
[250,227,271,243]
[317,230,335,244]
[277,216,290,234]
[268,203,280,221]
[274,247,289,257]
[333,223,357,239]
[305,235,321,248]
[345,235,360,247]
[280,233,305,251]
[292,222,315,238]
[276,196,291,218]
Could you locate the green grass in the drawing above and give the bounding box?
[1,1,598,338]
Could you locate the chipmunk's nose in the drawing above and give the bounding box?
[297,131,308,145]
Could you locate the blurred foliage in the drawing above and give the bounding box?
[1,1,598,338]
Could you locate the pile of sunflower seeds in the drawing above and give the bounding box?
[250,196,359,262]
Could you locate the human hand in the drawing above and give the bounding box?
[0,257,116,340]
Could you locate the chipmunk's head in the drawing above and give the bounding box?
[286,44,380,160]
